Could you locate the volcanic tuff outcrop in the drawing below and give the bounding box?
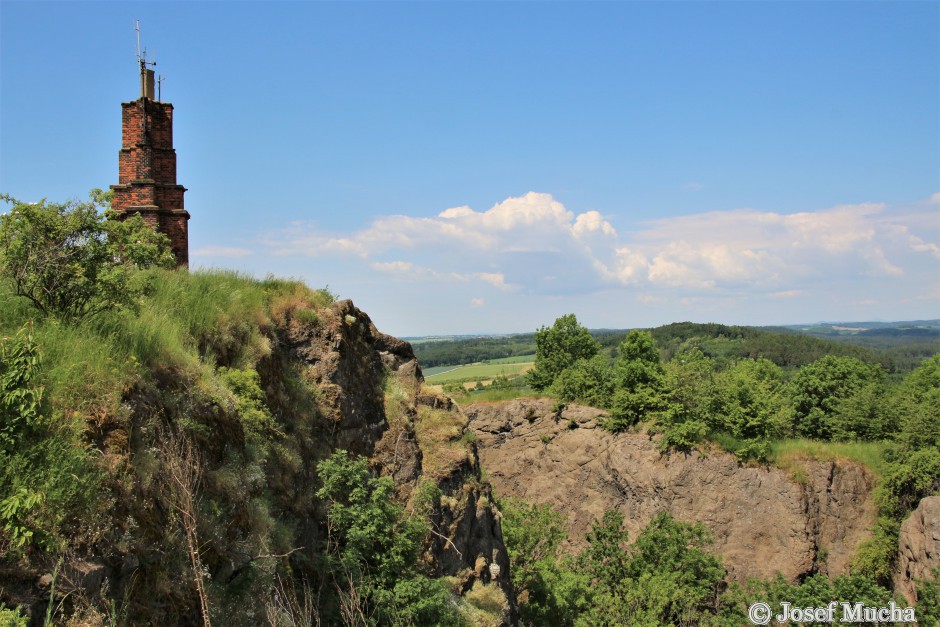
[467,398,878,583]
[894,495,940,604]
[3,297,514,623]
[253,298,514,600]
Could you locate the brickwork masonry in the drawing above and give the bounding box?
[110,97,189,266]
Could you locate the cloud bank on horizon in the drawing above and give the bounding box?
[193,192,940,335]
[193,192,939,334]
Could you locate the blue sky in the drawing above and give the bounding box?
[2,1,938,336]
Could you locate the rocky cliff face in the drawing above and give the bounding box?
[262,298,514,602]
[2,297,514,624]
[468,398,877,583]
[894,495,940,604]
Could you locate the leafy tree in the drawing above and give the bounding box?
[829,381,898,442]
[656,349,715,451]
[576,511,730,626]
[0,191,175,322]
[916,568,940,627]
[874,355,940,521]
[894,354,940,453]
[622,513,728,625]
[741,572,893,625]
[578,509,630,601]
[499,497,589,625]
[315,450,462,625]
[526,314,599,391]
[317,450,426,588]
[607,330,666,430]
[850,516,900,586]
[707,358,794,460]
[877,449,940,519]
[550,354,615,408]
[791,356,884,439]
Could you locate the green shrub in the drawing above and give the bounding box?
[218,366,280,437]
[550,354,614,408]
[527,314,599,391]
[0,329,100,551]
[315,450,459,622]
[0,324,45,451]
[877,448,940,518]
[851,517,900,586]
[0,192,174,322]
[0,604,28,627]
[916,568,940,627]
[659,419,708,453]
[791,355,884,440]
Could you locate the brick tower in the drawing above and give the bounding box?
[111,59,189,266]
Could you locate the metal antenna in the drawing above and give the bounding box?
[135,20,156,71]
[135,20,157,99]
[157,75,164,101]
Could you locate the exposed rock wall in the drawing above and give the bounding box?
[894,495,940,604]
[468,398,877,583]
[280,299,514,602]
[278,299,393,455]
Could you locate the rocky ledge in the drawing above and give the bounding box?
[467,398,878,584]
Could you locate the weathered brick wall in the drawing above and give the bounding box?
[118,148,176,183]
[160,213,189,267]
[119,100,173,148]
[111,97,189,267]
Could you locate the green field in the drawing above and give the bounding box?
[424,360,534,383]
[485,354,536,364]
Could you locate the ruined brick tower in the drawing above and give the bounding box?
[111,56,189,267]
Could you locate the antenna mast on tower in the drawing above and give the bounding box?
[135,20,157,99]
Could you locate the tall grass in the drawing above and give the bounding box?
[1,268,336,431]
[709,432,887,480]
[767,438,887,480]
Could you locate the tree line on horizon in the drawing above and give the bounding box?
[412,320,937,373]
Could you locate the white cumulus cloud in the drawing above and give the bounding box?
[260,191,940,305]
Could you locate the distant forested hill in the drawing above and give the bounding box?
[412,320,939,373]
[410,334,537,368]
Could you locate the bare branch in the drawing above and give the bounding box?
[429,528,463,560]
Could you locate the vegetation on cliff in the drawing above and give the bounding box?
[503,313,939,622]
[0,194,512,625]
[2,193,937,625]
[499,485,940,626]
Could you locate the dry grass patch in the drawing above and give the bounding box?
[459,580,510,626]
[413,389,472,479]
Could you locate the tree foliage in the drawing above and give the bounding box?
[576,511,732,626]
[498,497,588,626]
[791,356,884,439]
[315,450,463,625]
[550,354,615,408]
[875,355,940,520]
[526,314,599,391]
[607,330,666,430]
[0,191,175,322]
